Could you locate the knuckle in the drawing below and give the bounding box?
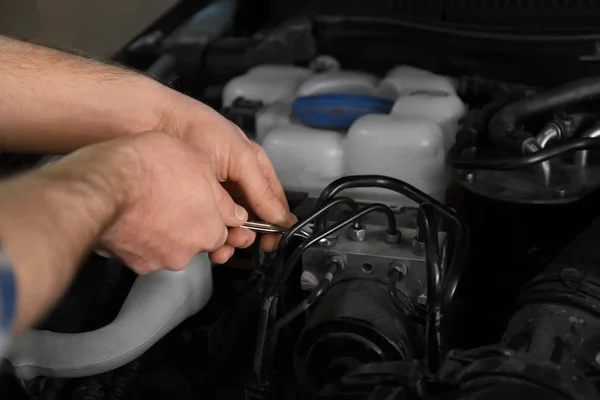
[128,257,156,275]
[166,253,193,271]
[202,224,227,251]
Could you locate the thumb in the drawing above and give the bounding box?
[209,178,248,227]
[233,154,296,227]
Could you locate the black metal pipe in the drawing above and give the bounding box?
[453,137,600,170]
[489,77,600,151]
[313,175,468,317]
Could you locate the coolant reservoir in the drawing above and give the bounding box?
[344,115,447,204]
[391,91,467,149]
[376,65,456,100]
[262,124,344,196]
[296,71,379,97]
[256,102,292,143]
[222,65,311,107]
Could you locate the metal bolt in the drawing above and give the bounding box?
[318,235,338,247]
[465,172,474,183]
[385,230,402,244]
[595,352,600,367]
[328,254,347,270]
[417,294,428,305]
[390,260,408,276]
[349,226,367,242]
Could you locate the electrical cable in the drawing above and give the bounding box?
[418,203,443,373]
[452,137,600,170]
[313,175,467,316]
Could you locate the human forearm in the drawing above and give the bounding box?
[0,143,125,333]
[0,35,179,153]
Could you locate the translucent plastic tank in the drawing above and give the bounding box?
[344,115,447,203]
[224,63,461,205]
[296,71,379,97]
[222,65,311,107]
[390,91,467,149]
[376,65,457,100]
[255,102,292,142]
[261,124,345,196]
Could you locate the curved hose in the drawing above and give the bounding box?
[453,137,600,170]
[274,196,359,277]
[273,262,339,331]
[575,122,600,168]
[488,77,600,150]
[418,203,442,373]
[9,254,212,379]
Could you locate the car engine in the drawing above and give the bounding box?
[3,1,600,399]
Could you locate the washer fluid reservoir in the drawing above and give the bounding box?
[296,71,379,97]
[344,114,447,204]
[376,65,456,100]
[222,65,311,107]
[224,63,458,205]
[391,91,467,150]
[261,124,344,196]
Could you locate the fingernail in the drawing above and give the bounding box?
[229,247,235,259]
[235,204,247,221]
[283,211,298,227]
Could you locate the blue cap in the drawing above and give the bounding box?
[292,94,394,129]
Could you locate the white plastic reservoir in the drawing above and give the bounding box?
[296,71,379,97]
[391,91,467,150]
[261,124,345,196]
[222,65,311,107]
[344,115,447,203]
[376,65,457,100]
[256,102,293,143]
[224,62,466,205]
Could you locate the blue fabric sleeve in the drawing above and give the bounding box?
[0,244,16,360]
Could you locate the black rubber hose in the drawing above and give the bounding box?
[488,77,600,150]
[418,203,443,373]
[313,175,467,316]
[273,196,359,288]
[273,262,339,331]
[453,137,600,170]
[387,268,418,320]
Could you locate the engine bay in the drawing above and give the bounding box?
[3,1,600,399]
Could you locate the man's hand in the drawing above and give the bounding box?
[78,131,251,270]
[156,98,296,251]
[0,35,294,254]
[0,131,255,333]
